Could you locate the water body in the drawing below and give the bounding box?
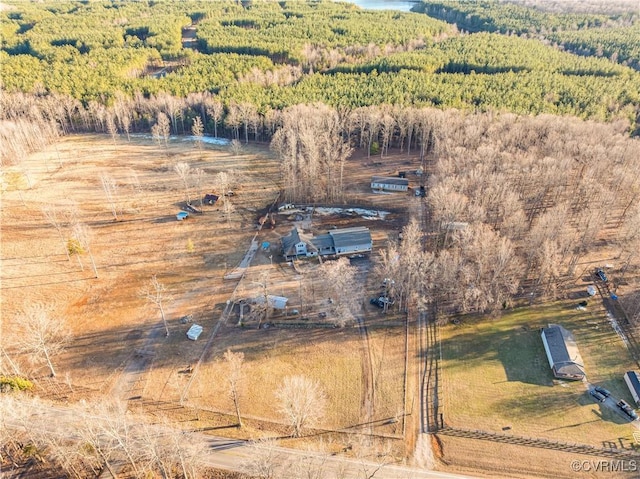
[345,0,419,12]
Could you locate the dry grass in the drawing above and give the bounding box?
[1,134,415,442]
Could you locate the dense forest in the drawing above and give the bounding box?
[1,0,639,129]
[417,0,640,70]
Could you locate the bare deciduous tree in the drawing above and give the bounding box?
[319,257,357,326]
[275,375,326,437]
[174,161,192,205]
[191,115,204,151]
[151,111,171,149]
[140,275,171,337]
[71,222,98,278]
[193,167,205,209]
[214,171,235,220]
[224,349,245,427]
[205,98,223,138]
[42,205,73,261]
[100,173,120,221]
[230,138,243,156]
[241,439,285,479]
[14,303,70,377]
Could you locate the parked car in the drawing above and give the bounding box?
[616,400,638,420]
[595,268,608,282]
[594,386,611,398]
[370,296,394,309]
[589,389,606,403]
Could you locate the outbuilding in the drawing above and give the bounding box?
[540,324,585,380]
[624,371,640,406]
[329,227,372,256]
[371,176,409,192]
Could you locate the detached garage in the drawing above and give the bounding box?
[541,324,585,380]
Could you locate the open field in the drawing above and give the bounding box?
[440,299,640,447]
[0,134,419,449]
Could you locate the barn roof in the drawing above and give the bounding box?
[542,324,585,379]
[371,176,409,186]
[329,226,372,248]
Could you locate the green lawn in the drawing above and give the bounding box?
[441,300,639,448]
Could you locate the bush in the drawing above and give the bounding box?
[370,141,380,155]
[0,375,34,392]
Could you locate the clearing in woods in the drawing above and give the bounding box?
[0,133,416,449]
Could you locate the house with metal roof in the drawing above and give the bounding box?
[281,227,317,260]
[281,226,372,260]
[371,176,409,192]
[540,324,585,380]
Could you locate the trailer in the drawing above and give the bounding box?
[624,371,640,406]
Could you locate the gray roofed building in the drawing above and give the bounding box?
[310,233,335,255]
[541,324,585,380]
[624,371,640,406]
[371,176,409,192]
[329,226,372,255]
[281,226,372,259]
[281,227,317,260]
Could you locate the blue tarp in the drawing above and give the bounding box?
[262,241,270,250]
[176,211,189,221]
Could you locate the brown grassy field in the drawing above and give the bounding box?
[0,134,417,445]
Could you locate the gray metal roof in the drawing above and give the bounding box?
[371,176,409,186]
[329,226,372,248]
[281,227,302,253]
[625,371,640,395]
[542,324,585,378]
[311,234,334,251]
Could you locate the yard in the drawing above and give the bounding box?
[0,133,416,451]
[440,300,640,447]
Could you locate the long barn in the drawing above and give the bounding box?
[540,324,585,381]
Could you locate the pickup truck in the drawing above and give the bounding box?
[617,399,638,420]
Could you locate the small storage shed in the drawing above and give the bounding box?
[186,324,203,340]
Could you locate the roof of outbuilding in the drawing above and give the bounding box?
[542,324,585,377]
[625,371,640,394]
[371,176,409,186]
[329,226,372,248]
[311,233,334,251]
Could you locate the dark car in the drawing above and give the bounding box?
[594,386,611,398]
[616,400,638,420]
[595,268,608,282]
[370,297,385,308]
[589,389,606,403]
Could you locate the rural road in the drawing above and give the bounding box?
[10,402,477,479]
